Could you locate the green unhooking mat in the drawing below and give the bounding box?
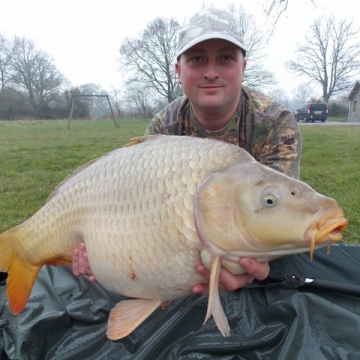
[1,244,360,359]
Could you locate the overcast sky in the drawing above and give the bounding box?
[1,0,359,97]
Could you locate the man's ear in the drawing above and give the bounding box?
[243,59,247,72]
[241,59,247,82]
[175,62,181,83]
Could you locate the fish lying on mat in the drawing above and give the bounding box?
[0,135,347,340]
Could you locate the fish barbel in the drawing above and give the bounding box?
[0,135,348,339]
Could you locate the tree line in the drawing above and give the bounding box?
[0,4,359,120]
[0,35,115,120]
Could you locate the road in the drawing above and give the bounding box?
[298,121,360,126]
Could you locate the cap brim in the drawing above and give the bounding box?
[177,34,247,57]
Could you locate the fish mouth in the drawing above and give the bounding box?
[309,215,348,259]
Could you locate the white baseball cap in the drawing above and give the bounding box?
[176,8,247,57]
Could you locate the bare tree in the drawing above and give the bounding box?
[229,5,276,90]
[76,83,109,118]
[266,87,289,107]
[292,82,316,104]
[263,0,316,35]
[0,34,11,93]
[8,36,64,111]
[110,85,122,117]
[67,87,90,119]
[124,83,161,118]
[287,16,360,102]
[119,18,180,104]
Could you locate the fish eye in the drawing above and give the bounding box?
[264,195,277,207]
[262,188,281,208]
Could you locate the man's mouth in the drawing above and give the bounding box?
[199,85,223,90]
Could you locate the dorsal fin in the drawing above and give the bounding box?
[123,134,162,147]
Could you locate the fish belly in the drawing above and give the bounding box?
[87,231,204,300]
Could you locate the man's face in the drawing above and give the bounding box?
[175,39,246,112]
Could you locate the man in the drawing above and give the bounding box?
[73,8,301,297]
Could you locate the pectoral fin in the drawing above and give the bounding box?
[106,298,162,340]
[203,256,230,337]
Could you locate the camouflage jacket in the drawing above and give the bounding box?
[145,86,302,179]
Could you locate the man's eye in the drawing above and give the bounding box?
[191,56,203,62]
[221,55,233,61]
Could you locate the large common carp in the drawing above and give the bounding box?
[0,135,347,340]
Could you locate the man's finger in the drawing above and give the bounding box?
[240,258,270,281]
[195,264,210,281]
[72,249,80,276]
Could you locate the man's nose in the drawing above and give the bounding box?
[203,62,219,79]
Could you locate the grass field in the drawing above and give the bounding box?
[0,119,359,245]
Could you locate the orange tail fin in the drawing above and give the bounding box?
[0,226,41,314]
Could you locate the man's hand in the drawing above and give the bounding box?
[72,243,270,292]
[72,243,98,283]
[192,258,270,295]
